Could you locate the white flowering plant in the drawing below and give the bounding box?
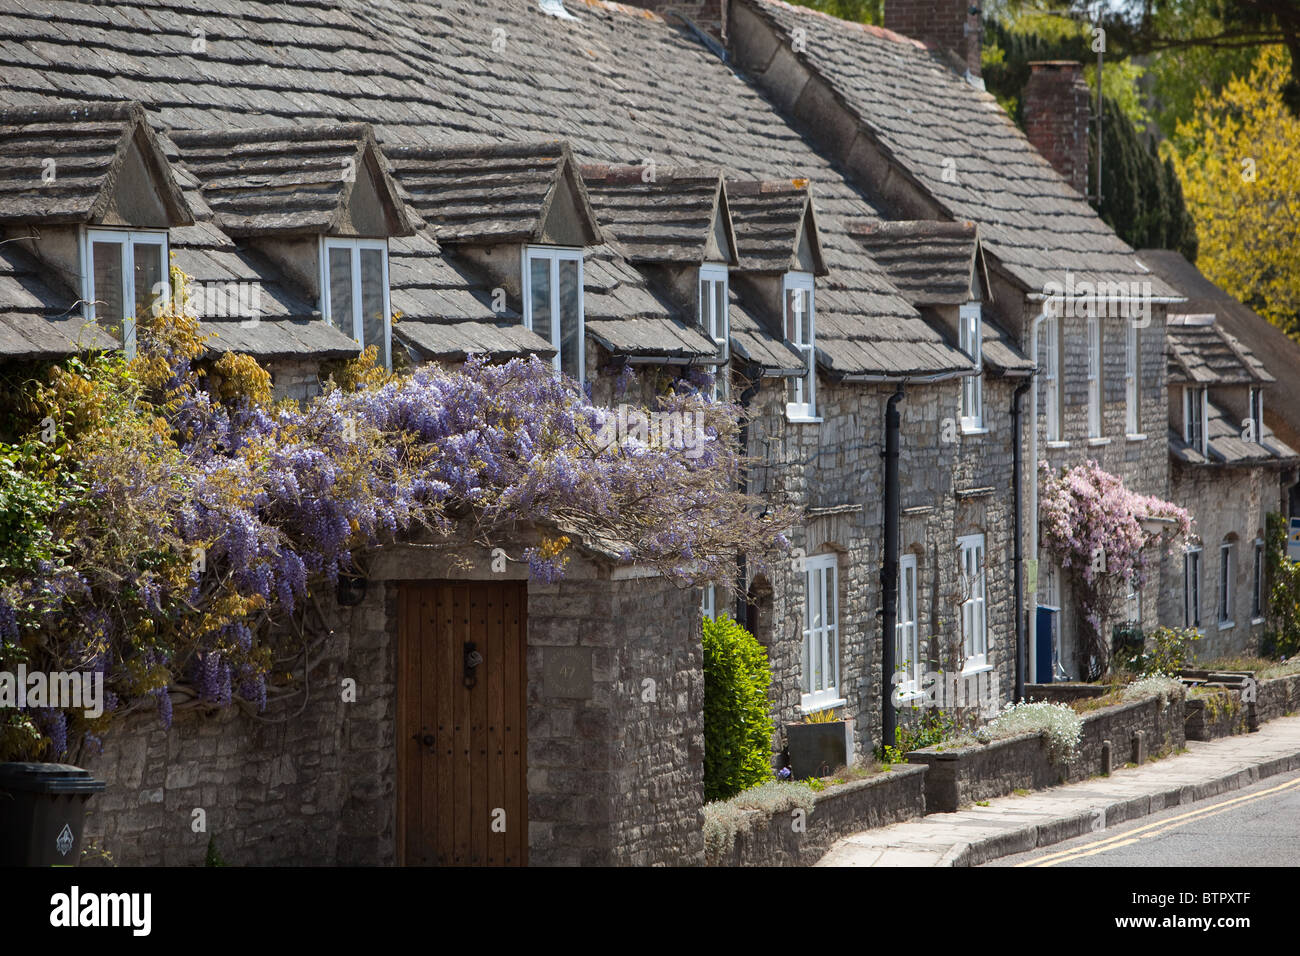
[975,700,1083,765]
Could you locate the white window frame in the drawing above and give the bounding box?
[1125,319,1141,436]
[959,302,983,432]
[958,534,988,673]
[321,237,392,371]
[1125,572,1141,626]
[783,271,818,422]
[801,553,841,712]
[82,227,171,360]
[522,245,585,384]
[1253,537,1265,622]
[1184,386,1208,455]
[1249,387,1264,443]
[1218,541,1235,629]
[1039,559,1061,610]
[1087,315,1102,438]
[1184,545,1203,630]
[895,553,922,700]
[1044,312,1063,442]
[699,264,730,401]
[701,583,717,622]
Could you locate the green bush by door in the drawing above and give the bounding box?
[702,614,775,802]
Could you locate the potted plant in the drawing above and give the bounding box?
[785,709,851,780]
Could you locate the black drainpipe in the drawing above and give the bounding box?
[880,385,904,755]
[734,363,763,629]
[1012,377,1032,704]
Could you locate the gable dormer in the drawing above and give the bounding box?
[387,141,603,382]
[172,123,416,369]
[727,179,828,420]
[581,165,739,395]
[0,100,193,355]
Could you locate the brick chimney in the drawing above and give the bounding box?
[884,0,982,79]
[1023,61,1091,196]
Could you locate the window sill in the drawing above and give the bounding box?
[800,697,847,715]
[1087,437,1111,446]
[1218,620,1235,631]
[786,414,823,424]
[893,690,928,705]
[961,426,989,436]
[1125,433,1147,442]
[960,663,994,677]
[1045,440,1070,449]
[1251,617,1266,626]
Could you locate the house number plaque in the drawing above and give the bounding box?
[543,647,593,699]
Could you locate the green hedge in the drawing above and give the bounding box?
[702,614,775,802]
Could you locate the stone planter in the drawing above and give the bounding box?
[707,764,927,866]
[907,693,1185,812]
[1185,692,1248,741]
[785,720,849,780]
[1252,674,1300,727]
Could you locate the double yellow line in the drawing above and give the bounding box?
[1018,773,1300,866]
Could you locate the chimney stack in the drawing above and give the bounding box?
[1023,61,1091,197]
[884,0,982,79]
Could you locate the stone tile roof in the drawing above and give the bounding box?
[1170,400,1299,467]
[387,141,600,246]
[1166,318,1272,387]
[0,242,116,356]
[170,123,415,238]
[0,0,970,376]
[737,0,1181,299]
[726,180,827,276]
[850,220,980,306]
[581,164,736,266]
[0,100,190,225]
[1141,248,1300,451]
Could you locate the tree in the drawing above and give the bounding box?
[1166,46,1300,335]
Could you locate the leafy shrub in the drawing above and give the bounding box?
[1122,674,1186,707]
[1137,627,1200,676]
[1264,512,1300,659]
[702,614,775,801]
[877,708,956,763]
[976,701,1083,765]
[701,780,817,865]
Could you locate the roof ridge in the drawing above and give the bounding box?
[750,0,925,49]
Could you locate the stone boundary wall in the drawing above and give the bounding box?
[908,693,1186,812]
[1252,674,1300,727]
[709,764,928,867]
[1025,683,1110,704]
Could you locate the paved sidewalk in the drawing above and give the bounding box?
[816,715,1300,867]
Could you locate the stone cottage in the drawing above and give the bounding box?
[0,0,1284,866]
[0,0,1036,864]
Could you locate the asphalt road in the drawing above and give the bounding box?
[984,769,1300,867]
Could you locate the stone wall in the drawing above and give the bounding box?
[744,367,1022,760]
[908,692,1185,812]
[78,533,703,866]
[708,764,928,866]
[1164,461,1279,659]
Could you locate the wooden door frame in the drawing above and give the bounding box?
[395,579,528,866]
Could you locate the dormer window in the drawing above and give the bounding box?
[784,272,817,421]
[1249,387,1264,443]
[322,237,391,371]
[699,264,729,400]
[1184,386,1207,455]
[524,246,584,383]
[959,302,983,431]
[83,228,170,360]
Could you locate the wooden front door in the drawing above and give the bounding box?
[397,581,527,866]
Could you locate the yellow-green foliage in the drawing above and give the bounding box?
[1168,47,1300,335]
